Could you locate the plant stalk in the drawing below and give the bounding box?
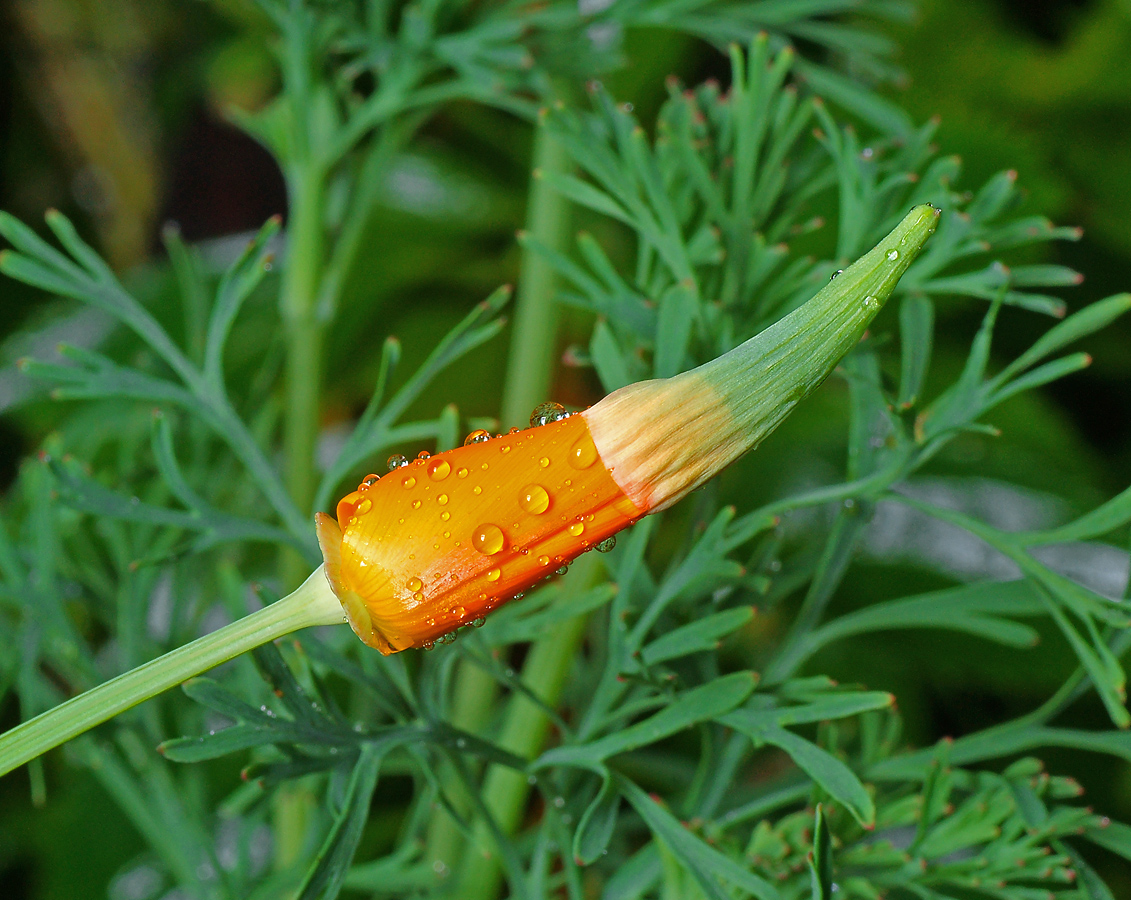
[499,118,573,430]
[0,567,344,778]
[455,597,592,900]
[281,169,326,588]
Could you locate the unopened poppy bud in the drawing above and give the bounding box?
[318,205,940,653]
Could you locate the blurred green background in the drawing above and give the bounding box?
[0,0,1129,896]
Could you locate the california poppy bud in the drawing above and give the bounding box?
[317,205,940,653]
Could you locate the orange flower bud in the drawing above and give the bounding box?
[317,205,940,653]
[317,411,642,653]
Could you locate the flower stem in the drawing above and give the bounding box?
[499,116,572,429]
[455,578,593,900]
[431,114,582,891]
[0,567,344,779]
[281,168,325,588]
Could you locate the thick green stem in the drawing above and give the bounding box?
[455,598,592,900]
[281,170,326,588]
[0,567,344,779]
[424,120,575,879]
[431,116,585,894]
[499,120,573,429]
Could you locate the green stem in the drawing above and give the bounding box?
[499,119,573,429]
[431,115,583,894]
[281,168,326,588]
[0,567,344,779]
[455,599,592,900]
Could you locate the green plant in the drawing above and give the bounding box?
[2,2,1130,899]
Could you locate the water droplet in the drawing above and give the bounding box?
[388,454,408,470]
[441,510,451,521]
[538,555,550,566]
[568,521,585,537]
[472,616,486,627]
[441,632,456,644]
[595,536,616,553]
[830,269,843,280]
[464,429,491,445]
[428,459,451,480]
[519,484,550,515]
[457,467,468,478]
[412,499,421,509]
[438,493,449,506]
[886,249,899,261]
[443,530,450,538]
[553,796,565,808]
[403,475,417,489]
[487,568,501,582]
[356,498,372,515]
[417,450,431,460]
[361,473,380,487]
[423,640,435,650]
[407,576,423,592]
[863,295,880,312]
[556,565,568,575]
[454,606,467,618]
[473,524,506,555]
[569,433,598,469]
[413,591,424,602]
[539,457,550,468]
[530,401,567,428]
[500,445,511,454]
[473,485,482,495]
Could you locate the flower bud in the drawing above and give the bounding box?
[317,205,940,652]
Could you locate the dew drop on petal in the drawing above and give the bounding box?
[519,484,550,515]
[457,467,468,478]
[473,485,483,495]
[403,475,417,489]
[863,295,880,312]
[886,249,899,261]
[361,473,380,487]
[413,591,424,602]
[568,521,585,537]
[487,568,501,582]
[441,510,451,521]
[539,457,550,468]
[472,617,486,628]
[501,445,511,454]
[569,433,598,469]
[356,498,372,515]
[412,499,421,509]
[407,576,423,592]
[538,555,550,566]
[473,524,506,555]
[530,401,567,428]
[388,454,408,471]
[595,536,617,553]
[417,450,431,460]
[464,429,491,445]
[429,459,451,481]
[438,493,449,505]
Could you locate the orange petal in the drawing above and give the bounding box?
[323,414,643,653]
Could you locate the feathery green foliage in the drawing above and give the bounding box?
[1,1,1129,899]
